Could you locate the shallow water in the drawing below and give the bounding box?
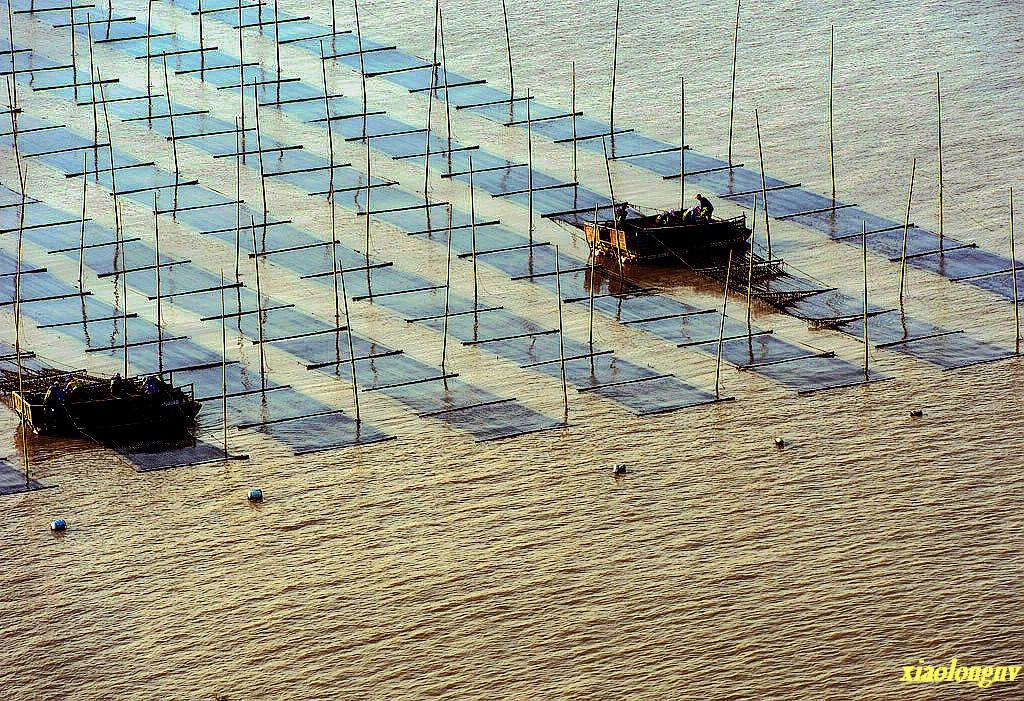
[1,0,1023,698]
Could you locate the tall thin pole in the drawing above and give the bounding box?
[937,72,943,252]
[274,0,282,104]
[145,0,152,122]
[71,3,78,102]
[234,117,241,282]
[154,193,163,377]
[728,0,739,166]
[321,41,335,200]
[439,8,453,175]
[898,158,916,310]
[602,136,616,208]
[237,4,245,164]
[441,205,453,371]
[250,216,267,390]
[87,20,99,181]
[609,0,619,140]
[337,243,359,422]
[500,0,514,99]
[253,81,268,245]
[220,269,228,456]
[364,137,372,301]
[527,88,534,242]
[555,244,568,418]
[680,76,685,210]
[590,205,597,352]
[862,220,869,376]
[423,41,433,197]
[198,0,205,80]
[9,76,29,486]
[746,205,754,334]
[162,55,180,209]
[118,204,128,378]
[715,249,733,400]
[828,24,835,205]
[79,151,87,288]
[353,0,368,138]
[755,108,771,260]
[469,154,478,308]
[571,62,577,183]
[1011,188,1019,349]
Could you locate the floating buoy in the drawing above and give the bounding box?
[50,519,67,532]
[247,488,263,502]
[612,463,627,475]
[909,409,923,417]
[774,437,786,448]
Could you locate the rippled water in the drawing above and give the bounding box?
[2,0,1023,698]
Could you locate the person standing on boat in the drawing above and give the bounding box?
[614,202,629,224]
[695,193,714,221]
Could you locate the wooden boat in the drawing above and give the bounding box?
[579,204,750,263]
[2,370,201,439]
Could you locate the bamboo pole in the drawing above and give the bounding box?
[571,62,577,183]
[98,68,119,241]
[320,41,335,199]
[439,8,453,175]
[331,0,336,37]
[118,203,128,378]
[680,76,685,210]
[253,81,269,244]
[146,0,152,122]
[220,269,228,456]
[500,0,513,100]
[754,108,771,260]
[609,0,619,140]
[71,2,78,102]
[727,0,739,165]
[441,205,453,371]
[364,137,372,300]
[237,4,245,164]
[527,87,533,242]
[898,158,916,310]
[937,72,943,252]
[337,235,359,422]
[250,216,266,390]
[87,20,100,181]
[828,24,835,206]
[162,55,180,210]
[423,37,433,197]
[862,220,869,375]
[198,0,205,80]
[715,249,733,400]
[9,76,29,487]
[469,154,478,308]
[79,151,87,288]
[746,204,754,334]
[234,117,241,282]
[274,0,281,104]
[1011,188,1019,349]
[555,244,568,418]
[353,0,368,138]
[431,0,439,94]
[154,192,163,376]
[590,205,597,352]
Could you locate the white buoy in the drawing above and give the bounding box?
[247,488,263,502]
[613,463,627,475]
[50,519,67,532]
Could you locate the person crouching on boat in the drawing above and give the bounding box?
[682,193,714,224]
[615,202,629,224]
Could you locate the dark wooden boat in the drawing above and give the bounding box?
[3,371,200,439]
[579,204,750,263]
